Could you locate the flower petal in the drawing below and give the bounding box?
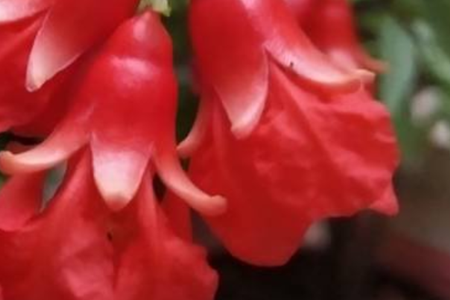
[305,0,387,73]
[27,0,138,90]
[370,186,399,216]
[0,153,114,300]
[162,192,193,241]
[91,132,151,211]
[189,64,398,266]
[112,178,218,300]
[243,0,367,93]
[0,172,45,231]
[0,114,89,174]
[155,139,227,216]
[0,0,51,24]
[178,97,213,158]
[0,18,60,132]
[190,0,269,137]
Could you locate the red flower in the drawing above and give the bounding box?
[180,0,399,266]
[0,152,217,300]
[0,11,225,215]
[0,0,139,133]
[288,0,387,72]
[188,0,370,139]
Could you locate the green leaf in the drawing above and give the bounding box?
[379,16,417,115]
[378,16,421,163]
[413,21,450,90]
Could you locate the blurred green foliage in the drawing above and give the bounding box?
[355,0,450,165]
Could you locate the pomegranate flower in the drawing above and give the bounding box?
[0,152,218,300]
[0,10,224,216]
[180,0,399,266]
[0,0,139,132]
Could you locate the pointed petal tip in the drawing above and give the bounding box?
[228,98,266,140]
[101,191,133,212]
[94,174,139,212]
[231,119,257,140]
[26,64,45,92]
[356,68,376,85]
[200,194,227,216]
[0,151,38,174]
[177,140,196,159]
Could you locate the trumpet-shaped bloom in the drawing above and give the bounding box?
[0,11,225,215]
[0,152,218,300]
[182,0,399,266]
[0,0,138,133]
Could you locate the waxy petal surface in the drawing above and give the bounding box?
[0,0,51,24]
[0,172,45,231]
[190,0,366,138]
[27,0,139,90]
[113,178,218,300]
[0,155,115,300]
[189,64,398,266]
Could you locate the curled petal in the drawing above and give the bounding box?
[0,117,89,174]
[27,0,138,90]
[244,0,366,93]
[190,0,269,137]
[154,140,227,216]
[0,18,58,132]
[0,0,51,24]
[178,97,213,158]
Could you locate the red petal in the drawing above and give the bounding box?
[162,192,193,241]
[0,111,89,174]
[189,64,398,266]
[190,0,368,138]
[0,172,45,231]
[190,0,269,137]
[0,18,60,132]
[27,0,138,90]
[155,138,227,216]
[370,186,399,216]
[304,0,387,73]
[284,0,316,26]
[0,0,51,24]
[247,0,369,92]
[178,97,213,158]
[0,153,115,300]
[112,178,218,300]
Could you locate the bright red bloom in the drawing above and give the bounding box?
[181,0,399,266]
[0,152,218,300]
[0,0,138,133]
[0,11,224,215]
[188,0,370,138]
[287,0,386,72]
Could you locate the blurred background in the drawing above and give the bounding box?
[168,0,450,299]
